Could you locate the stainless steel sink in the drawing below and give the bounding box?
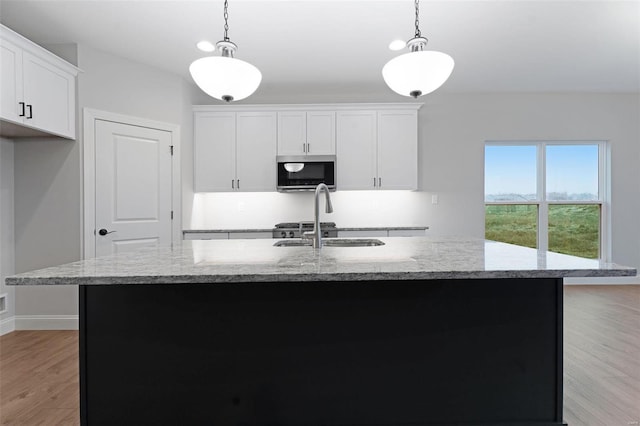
[273,240,312,247]
[324,238,385,247]
[274,239,385,247]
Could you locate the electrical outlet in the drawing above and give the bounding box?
[431,194,439,205]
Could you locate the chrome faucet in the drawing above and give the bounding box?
[303,183,334,248]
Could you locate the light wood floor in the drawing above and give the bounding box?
[1,285,638,426]
[563,285,640,426]
[0,330,79,425]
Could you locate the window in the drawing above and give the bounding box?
[485,142,608,260]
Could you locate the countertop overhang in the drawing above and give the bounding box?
[5,237,636,286]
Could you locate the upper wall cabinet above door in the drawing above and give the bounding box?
[277,111,335,156]
[0,24,78,139]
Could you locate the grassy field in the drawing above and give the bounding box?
[485,204,600,259]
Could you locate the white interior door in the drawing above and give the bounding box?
[95,119,173,257]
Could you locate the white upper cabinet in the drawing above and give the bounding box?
[337,108,418,190]
[194,104,419,193]
[236,112,277,191]
[194,112,236,192]
[376,110,418,190]
[277,111,335,156]
[194,110,276,192]
[336,111,377,190]
[0,24,78,139]
[1,38,23,124]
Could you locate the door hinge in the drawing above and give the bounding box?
[171,211,174,220]
[169,145,174,156]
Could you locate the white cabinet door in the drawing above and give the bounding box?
[377,110,418,190]
[337,111,377,190]
[277,111,336,156]
[22,51,75,138]
[236,112,277,192]
[277,111,306,155]
[0,38,23,123]
[306,111,335,155]
[194,112,236,192]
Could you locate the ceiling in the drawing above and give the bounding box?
[1,0,639,98]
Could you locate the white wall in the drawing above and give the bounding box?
[419,92,640,269]
[0,137,15,333]
[13,138,81,322]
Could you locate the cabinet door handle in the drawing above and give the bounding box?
[26,104,33,119]
[19,102,25,117]
[378,177,382,187]
[373,177,376,187]
[302,143,306,153]
[231,179,234,189]
[237,179,240,189]
[307,143,310,153]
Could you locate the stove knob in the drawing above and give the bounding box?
[281,231,287,238]
[289,231,295,238]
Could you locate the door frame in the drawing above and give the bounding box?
[82,108,181,259]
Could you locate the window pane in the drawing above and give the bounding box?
[485,204,537,249]
[485,145,537,202]
[546,145,599,201]
[548,204,600,259]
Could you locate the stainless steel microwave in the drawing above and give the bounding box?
[276,155,336,192]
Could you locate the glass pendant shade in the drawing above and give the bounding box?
[382,50,454,98]
[189,56,262,102]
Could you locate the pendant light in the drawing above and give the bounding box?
[382,0,454,98]
[189,0,261,102]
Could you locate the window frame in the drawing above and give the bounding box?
[485,140,610,261]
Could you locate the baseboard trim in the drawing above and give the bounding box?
[14,315,79,330]
[564,275,640,285]
[0,316,16,336]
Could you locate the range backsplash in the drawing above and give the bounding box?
[190,190,432,229]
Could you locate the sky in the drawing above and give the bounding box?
[485,144,599,199]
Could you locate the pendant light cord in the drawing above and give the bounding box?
[415,0,420,37]
[414,0,421,38]
[223,0,230,41]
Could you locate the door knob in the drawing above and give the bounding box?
[98,228,116,236]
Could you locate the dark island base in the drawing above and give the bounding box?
[80,278,566,426]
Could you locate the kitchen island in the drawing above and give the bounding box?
[6,237,636,426]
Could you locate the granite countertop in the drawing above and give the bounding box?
[5,237,636,286]
[184,229,273,233]
[335,226,428,231]
[183,226,429,234]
